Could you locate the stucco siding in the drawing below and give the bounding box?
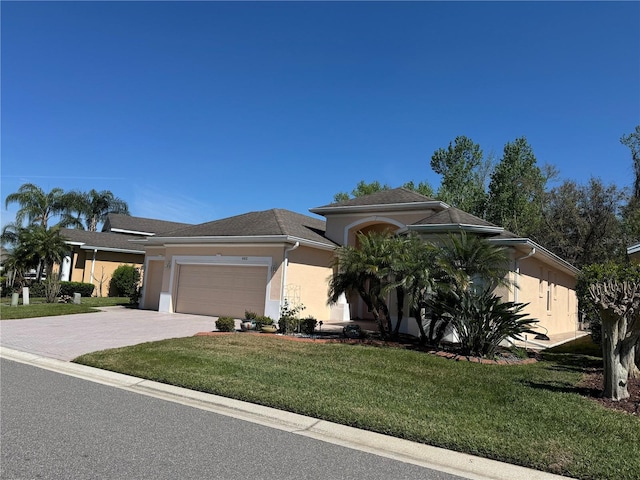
[286,246,334,320]
[324,210,438,245]
[517,257,578,336]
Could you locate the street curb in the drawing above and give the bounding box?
[0,347,573,480]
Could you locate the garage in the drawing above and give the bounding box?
[174,264,268,318]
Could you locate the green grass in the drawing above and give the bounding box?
[0,297,129,320]
[74,335,640,480]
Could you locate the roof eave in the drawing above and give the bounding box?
[135,234,336,250]
[627,243,640,255]
[109,228,155,236]
[79,245,145,255]
[408,224,504,234]
[488,237,580,275]
[309,201,450,216]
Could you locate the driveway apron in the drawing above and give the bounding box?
[0,307,216,361]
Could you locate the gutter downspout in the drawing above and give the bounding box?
[514,247,536,303]
[281,242,300,306]
[90,249,98,286]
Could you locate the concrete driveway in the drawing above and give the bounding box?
[0,307,219,361]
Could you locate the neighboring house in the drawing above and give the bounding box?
[138,188,580,338]
[628,243,640,263]
[60,214,191,296]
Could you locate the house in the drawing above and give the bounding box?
[628,243,640,263]
[60,214,191,296]
[137,188,580,338]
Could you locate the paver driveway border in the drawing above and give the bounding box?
[0,306,221,361]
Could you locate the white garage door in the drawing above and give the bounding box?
[175,264,267,318]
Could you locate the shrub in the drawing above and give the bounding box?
[215,316,236,332]
[300,316,318,335]
[244,310,258,320]
[60,282,95,298]
[109,265,141,303]
[278,300,306,334]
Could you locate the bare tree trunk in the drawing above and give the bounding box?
[590,281,640,400]
[600,311,633,400]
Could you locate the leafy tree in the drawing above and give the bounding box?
[620,125,640,200]
[620,126,640,244]
[430,136,488,217]
[333,180,391,203]
[486,137,547,237]
[401,180,435,198]
[65,189,130,231]
[4,183,73,229]
[538,178,626,268]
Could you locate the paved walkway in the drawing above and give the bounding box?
[0,306,218,361]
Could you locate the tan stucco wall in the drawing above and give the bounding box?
[323,210,438,245]
[286,246,334,320]
[142,259,164,310]
[69,248,144,297]
[515,256,578,336]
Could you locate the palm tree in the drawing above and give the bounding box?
[65,189,129,231]
[420,232,511,346]
[389,234,437,339]
[435,231,510,294]
[4,183,72,229]
[328,231,397,337]
[4,225,68,282]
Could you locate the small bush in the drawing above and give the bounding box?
[244,310,258,320]
[60,282,95,298]
[109,265,141,303]
[215,316,236,332]
[278,317,300,334]
[300,316,318,335]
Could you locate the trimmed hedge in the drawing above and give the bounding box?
[60,282,95,297]
[27,281,95,298]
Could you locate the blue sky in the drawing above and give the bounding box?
[2,1,639,228]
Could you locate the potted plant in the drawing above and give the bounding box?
[256,315,276,333]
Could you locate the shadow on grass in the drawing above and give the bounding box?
[524,379,601,398]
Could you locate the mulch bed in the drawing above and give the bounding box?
[579,371,640,416]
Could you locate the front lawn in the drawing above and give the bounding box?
[0,297,130,320]
[74,334,640,480]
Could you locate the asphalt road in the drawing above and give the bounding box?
[1,359,466,480]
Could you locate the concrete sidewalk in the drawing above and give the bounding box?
[0,306,218,360]
[1,347,573,480]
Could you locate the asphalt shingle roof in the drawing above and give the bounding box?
[412,207,499,228]
[61,228,145,253]
[314,188,438,209]
[103,214,191,235]
[158,209,335,247]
